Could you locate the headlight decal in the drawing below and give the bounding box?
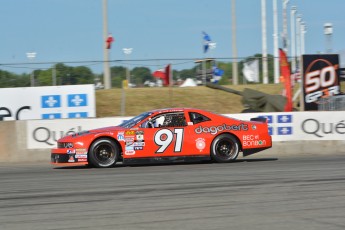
[58,142,74,148]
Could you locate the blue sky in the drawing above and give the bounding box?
[1,0,345,74]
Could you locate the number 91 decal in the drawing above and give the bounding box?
[154,128,184,153]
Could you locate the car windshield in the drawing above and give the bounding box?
[118,112,152,128]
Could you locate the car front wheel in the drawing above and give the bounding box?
[89,138,119,168]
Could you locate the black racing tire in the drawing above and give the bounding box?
[211,134,240,163]
[88,138,119,168]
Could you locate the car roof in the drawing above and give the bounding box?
[149,108,209,115]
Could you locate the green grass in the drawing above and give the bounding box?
[96,82,345,117]
[96,84,286,117]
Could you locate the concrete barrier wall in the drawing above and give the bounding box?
[1,113,345,163]
[0,121,48,162]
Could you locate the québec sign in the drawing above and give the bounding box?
[0,85,95,121]
[0,106,31,121]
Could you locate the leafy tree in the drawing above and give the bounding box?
[0,70,15,88]
[35,63,95,86]
[36,69,53,86]
[217,61,232,85]
[0,70,30,88]
[15,74,31,87]
[131,67,153,86]
[110,66,126,88]
[70,66,94,84]
[177,68,196,80]
[0,53,277,88]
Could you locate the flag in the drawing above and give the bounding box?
[213,66,224,77]
[202,31,211,53]
[165,64,171,86]
[106,33,114,49]
[279,48,293,112]
[242,59,259,82]
[152,64,171,86]
[152,69,165,79]
[211,65,224,83]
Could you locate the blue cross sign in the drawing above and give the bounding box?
[68,94,87,107]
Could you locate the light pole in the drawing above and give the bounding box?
[296,15,302,68]
[261,0,268,84]
[300,22,307,55]
[52,64,57,86]
[102,0,111,89]
[26,52,36,87]
[273,0,279,84]
[324,23,333,53]
[282,0,289,53]
[231,0,238,85]
[290,6,297,73]
[122,48,133,87]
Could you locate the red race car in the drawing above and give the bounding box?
[51,108,272,167]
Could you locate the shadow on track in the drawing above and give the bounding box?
[52,158,278,169]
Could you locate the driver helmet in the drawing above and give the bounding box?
[155,116,165,127]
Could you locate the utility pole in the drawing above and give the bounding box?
[301,22,306,55]
[273,0,279,84]
[52,64,56,86]
[26,52,36,87]
[282,0,289,53]
[290,6,297,73]
[102,0,111,89]
[324,23,333,53]
[296,15,302,68]
[231,0,238,85]
[123,48,133,87]
[261,0,268,84]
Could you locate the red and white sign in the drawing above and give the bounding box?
[302,54,340,110]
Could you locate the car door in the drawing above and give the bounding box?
[126,111,193,158]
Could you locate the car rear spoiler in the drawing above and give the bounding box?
[250,117,267,123]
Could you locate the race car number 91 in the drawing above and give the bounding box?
[154,129,183,153]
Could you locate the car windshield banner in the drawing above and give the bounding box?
[301,54,340,110]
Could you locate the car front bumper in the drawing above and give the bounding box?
[51,148,88,165]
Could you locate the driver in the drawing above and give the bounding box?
[154,116,165,127]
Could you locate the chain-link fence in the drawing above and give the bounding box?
[318,95,345,111]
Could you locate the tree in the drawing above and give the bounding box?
[36,69,52,86]
[131,67,152,86]
[71,66,94,84]
[178,68,196,80]
[36,63,95,86]
[0,70,30,88]
[110,66,126,88]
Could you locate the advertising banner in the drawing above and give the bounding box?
[27,117,131,149]
[0,85,95,121]
[26,112,345,149]
[229,111,345,141]
[301,54,340,110]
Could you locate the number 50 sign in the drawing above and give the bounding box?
[302,54,340,111]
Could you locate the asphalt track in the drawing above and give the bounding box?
[0,155,345,230]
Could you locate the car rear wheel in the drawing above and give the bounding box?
[211,134,240,163]
[89,138,119,168]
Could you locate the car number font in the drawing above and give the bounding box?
[154,128,184,153]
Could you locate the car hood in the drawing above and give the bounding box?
[59,126,125,141]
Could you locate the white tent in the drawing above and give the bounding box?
[180,78,197,87]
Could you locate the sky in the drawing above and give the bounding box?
[1,0,345,74]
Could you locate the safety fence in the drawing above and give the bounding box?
[318,95,345,111]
